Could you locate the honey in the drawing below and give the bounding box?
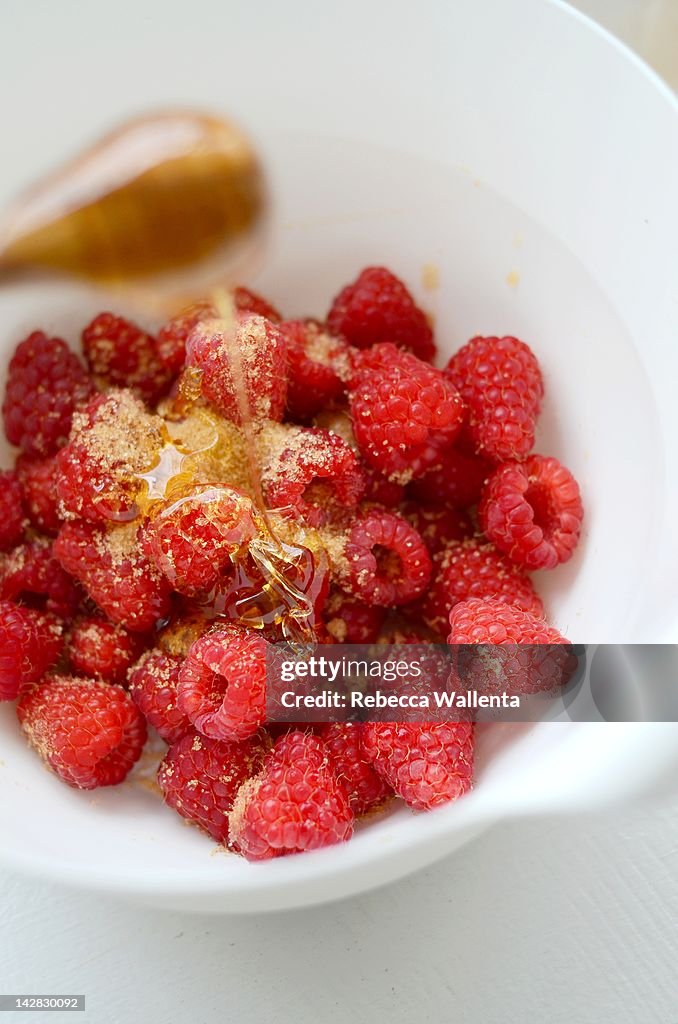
[0,111,267,304]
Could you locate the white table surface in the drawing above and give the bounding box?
[2,2,678,1021]
[2,794,678,1024]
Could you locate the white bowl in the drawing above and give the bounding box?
[0,0,677,912]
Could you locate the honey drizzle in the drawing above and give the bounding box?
[210,287,318,642]
[129,297,321,644]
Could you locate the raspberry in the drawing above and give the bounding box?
[186,313,287,423]
[128,648,190,743]
[158,730,268,842]
[445,335,543,461]
[260,426,365,527]
[448,597,569,644]
[319,722,391,814]
[400,501,472,557]
[177,629,268,741]
[281,320,348,420]
[82,312,171,404]
[17,675,146,789]
[53,521,172,632]
[0,470,25,550]
[15,455,61,534]
[409,445,491,509]
[349,344,464,482]
[66,615,145,685]
[232,286,282,323]
[2,332,94,459]
[447,598,573,696]
[328,267,436,362]
[228,731,354,860]
[0,538,82,617]
[156,288,281,376]
[0,602,63,701]
[479,455,584,570]
[56,391,163,523]
[324,587,385,644]
[344,509,432,606]
[156,300,214,375]
[362,722,474,811]
[420,539,544,634]
[143,486,258,596]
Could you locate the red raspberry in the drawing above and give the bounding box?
[445,335,543,461]
[232,286,282,323]
[319,722,391,814]
[158,729,268,843]
[349,344,464,482]
[420,539,544,634]
[0,601,63,701]
[344,509,432,606]
[15,455,61,534]
[17,675,146,789]
[260,427,365,527]
[348,343,405,379]
[479,455,584,570]
[178,629,268,741]
[328,267,436,362]
[56,391,163,524]
[2,331,94,458]
[448,597,569,644]
[447,598,573,696]
[0,470,25,551]
[186,313,287,423]
[82,312,171,404]
[324,587,385,644]
[156,287,281,376]
[0,538,82,618]
[156,300,214,375]
[362,722,474,811]
[53,521,172,632]
[128,649,190,743]
[281,319,349,420]
[228,731,354,860]
[143,486,258,596]
[67,615,145,685]
[400,501,472,557]
[362,464,406,507]
[409,445,491,509]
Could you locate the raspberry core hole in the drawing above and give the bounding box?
[372,544,402,581]
[202,668,230,712]
[524,482,553,536]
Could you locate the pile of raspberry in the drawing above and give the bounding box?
[0,266,583,861]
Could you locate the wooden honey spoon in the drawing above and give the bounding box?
[0,109,267,307]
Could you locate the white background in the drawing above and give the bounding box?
[2,795,678,1023]
[1,2,678,1021]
